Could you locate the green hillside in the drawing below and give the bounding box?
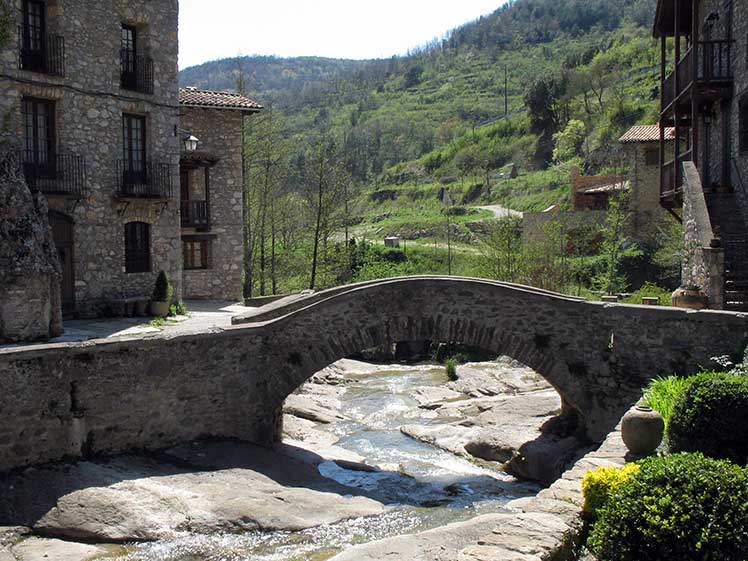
[179,0,673,297]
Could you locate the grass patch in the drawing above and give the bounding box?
[643,375,690,428]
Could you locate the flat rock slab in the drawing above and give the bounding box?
[328,513,512,561]
[0,441,384,543]
[457,512,572,561]
[10,537,115,561]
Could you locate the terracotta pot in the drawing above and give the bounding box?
[621,405,664,456]
[671,286,708,310]
[150,301,170,318]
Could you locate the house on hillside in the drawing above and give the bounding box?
[0,0,261,331]
[654,0,748,310]
[619,125,675,242]
[522,151,665,246]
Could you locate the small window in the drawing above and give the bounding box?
[644,148,659,166]
[740,96,748,153]
[183,239,211,270]
[125,221,151,273]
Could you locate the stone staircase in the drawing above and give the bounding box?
[706,192,748,311]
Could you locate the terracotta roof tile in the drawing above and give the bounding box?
[619,125,675,143]
[179,88,263,111]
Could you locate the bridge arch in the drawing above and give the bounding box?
[238,276,742,442]
[2,276,747,473]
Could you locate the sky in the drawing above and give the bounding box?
[178,0,506,69]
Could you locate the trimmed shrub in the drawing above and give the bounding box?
[581,463,640,517]
[668,372,748,464]
[588,453,748,561]
[642,375,690,429]
[152,270,173,303]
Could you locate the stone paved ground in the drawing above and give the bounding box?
[0,300,251,349]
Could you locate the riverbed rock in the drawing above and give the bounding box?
[284,393,346,424]
[0,442,385,543]
[412,386,464,409]
[328,513,515,561]
[457,511,573,561]
[10,537,113,561]
[505,435,593,485]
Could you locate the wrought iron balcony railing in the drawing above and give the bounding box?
[120,50,154,94]
[180,200,210,228]
[18,27,65,76]
[20,150,86,198]
[116,160,174,199]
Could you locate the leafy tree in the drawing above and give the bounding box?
[594,190,636,295]
[553,119,586,163]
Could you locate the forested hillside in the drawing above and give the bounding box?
[180,0,671,297]
[180,0,658,187]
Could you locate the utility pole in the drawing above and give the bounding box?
[504,66,508,117]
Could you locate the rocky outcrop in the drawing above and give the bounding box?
[0,149,62,343]
[0,441,385,543]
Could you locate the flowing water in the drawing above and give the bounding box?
[119,363,540,561]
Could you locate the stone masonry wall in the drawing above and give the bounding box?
[0,0,182,317]
[625,141,673,244]
[1,277,747,473]
[179,107,246,301]
[683,161,725,308]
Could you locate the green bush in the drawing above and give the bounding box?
[587,453,748,561]
[169,300,188,317]
[445,358,458,381]
[642,375,690,429]
[668,372,748,464]
[152,270,173,303]
[581,463,640,518]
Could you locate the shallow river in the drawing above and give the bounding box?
[119,363,539,561]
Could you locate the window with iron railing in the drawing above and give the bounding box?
[18,0,65,76]
[120,24,153,94]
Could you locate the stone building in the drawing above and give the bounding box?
[178,88,261,300]
[655,0,748,310]
[0,1,261,322]
[618,125,675,242]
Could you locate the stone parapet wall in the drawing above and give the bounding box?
[1,277,747,474]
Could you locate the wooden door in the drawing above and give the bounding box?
[49,211,75,317]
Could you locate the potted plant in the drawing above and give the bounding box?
[150,270,173,318]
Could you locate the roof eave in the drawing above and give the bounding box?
[180,103,264,114]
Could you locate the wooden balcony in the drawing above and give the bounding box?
[661,40,733,114]
[660,149,692,207]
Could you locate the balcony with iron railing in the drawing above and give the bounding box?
[19,150,86,198]
[115,160,174,199]
[17,26,65,76]
[180,200,210,229]
[120,50,154,95]
[662,40,733,111]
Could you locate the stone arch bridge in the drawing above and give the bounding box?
[1,276,747,473]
